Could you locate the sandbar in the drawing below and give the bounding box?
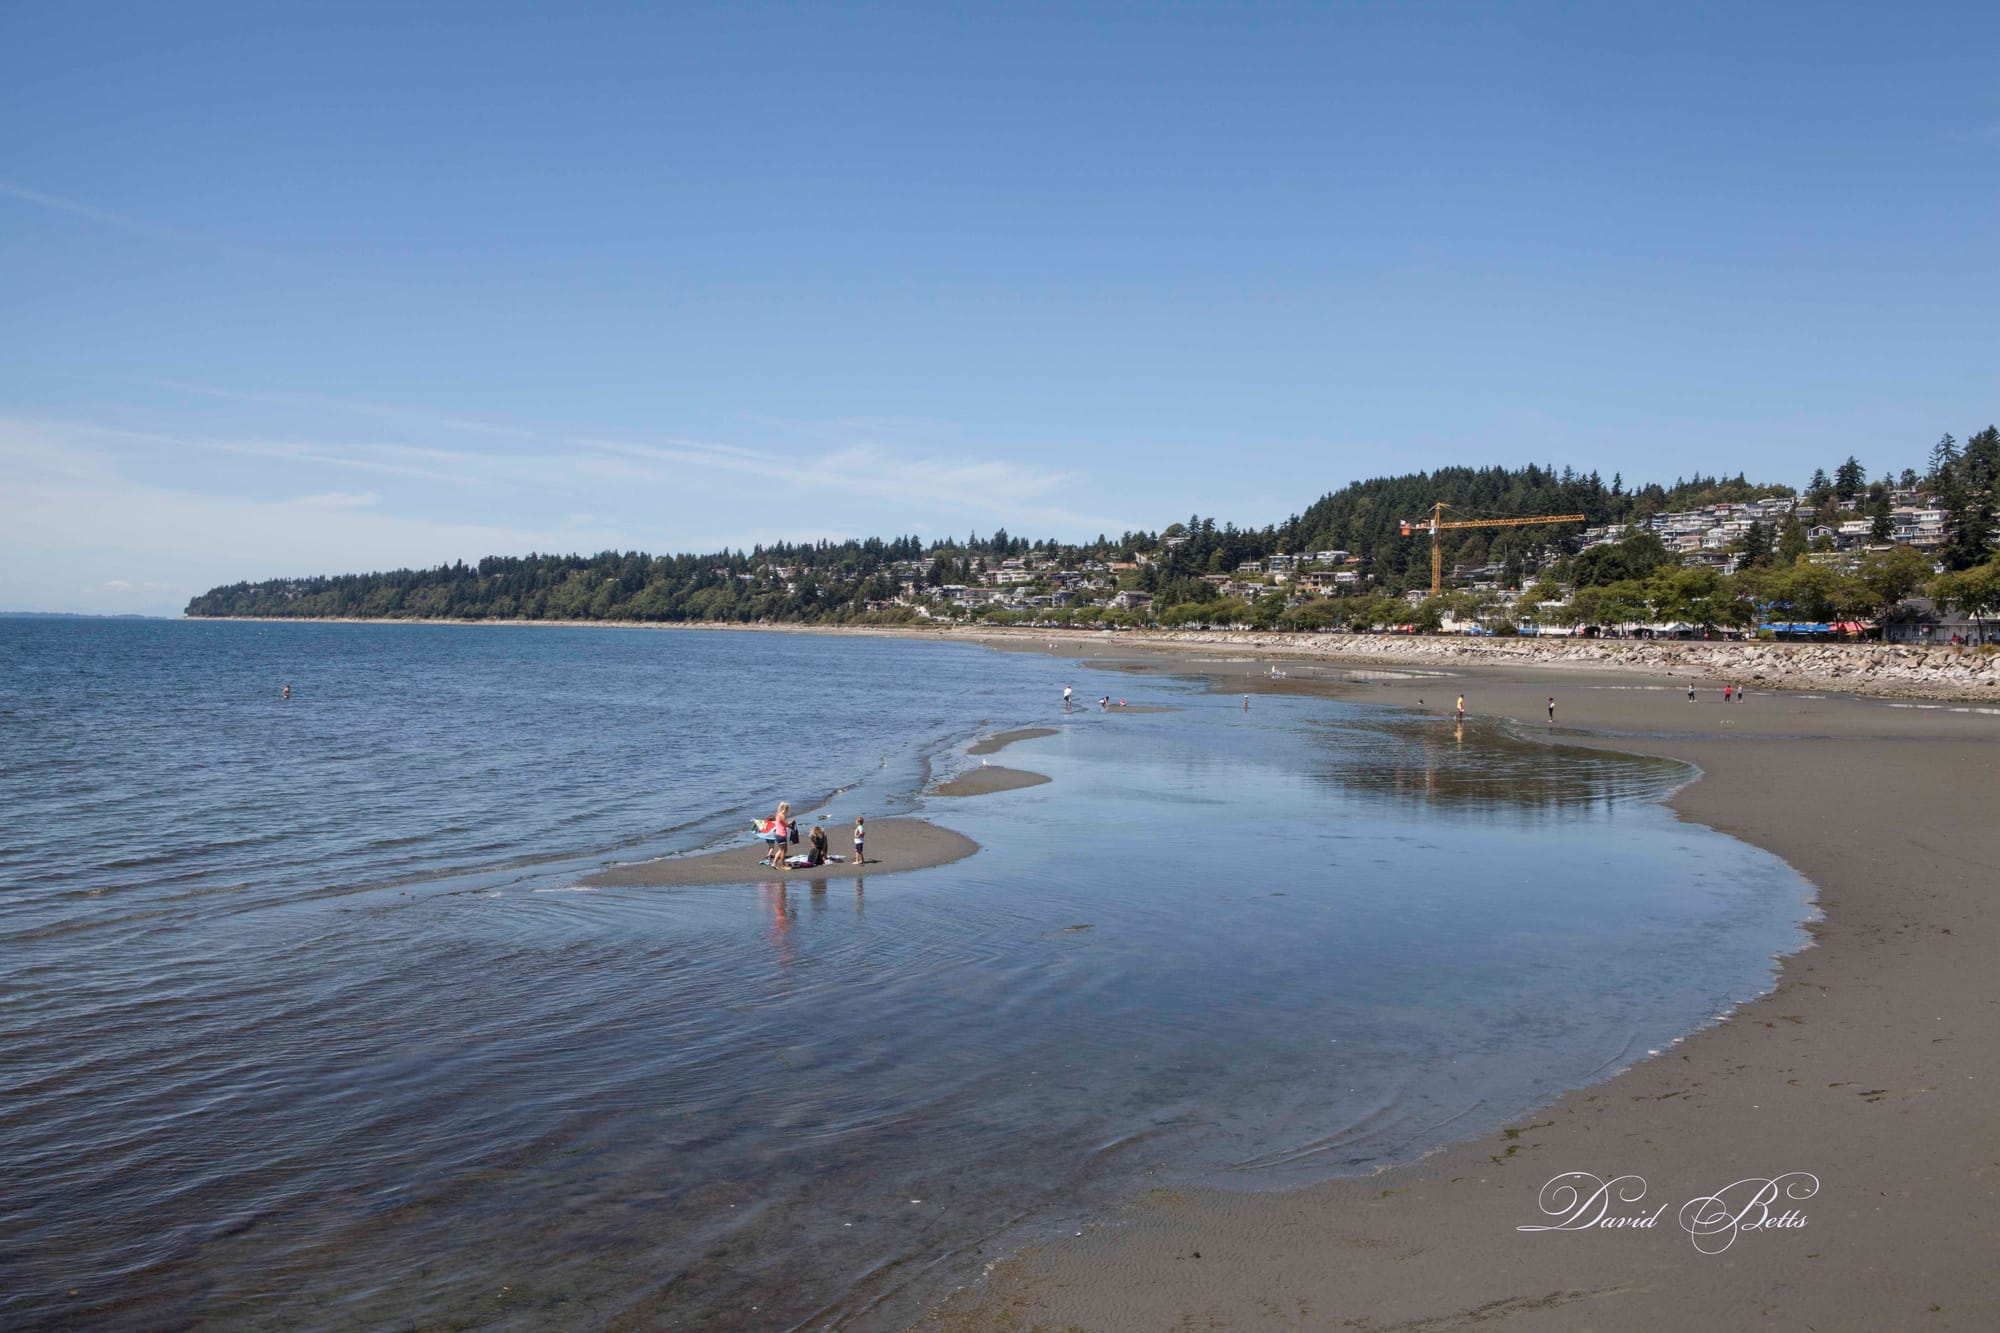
[929,766,1051,797]
[969,727,1056,756]
[584,816,975,887]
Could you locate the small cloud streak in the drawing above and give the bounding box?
[150,379,538,439]
[289,491,384,508]
[88,578,174,596]
[0,181,180,239]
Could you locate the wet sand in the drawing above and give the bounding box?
[969,727,1057,756]
[924,645,2000,1331]
[584,816,976,887]
[930,766,1052,797]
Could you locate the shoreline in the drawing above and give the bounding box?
[180,616,1999,702]
[920,640,2000,1331]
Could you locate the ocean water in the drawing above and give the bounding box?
[0,619,1813,1329]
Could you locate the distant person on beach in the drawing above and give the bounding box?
[1063,683,1073,709]
[807,825,828,867]
[1687,684,1696,702]
[852,815,866,865]
[1099,695,1111,709]
[1724,684,1733,703]
[1243,694,1249,710]
[1547,696,1556,722]
[281,684,290,699]
[1455,694,1465,721]
[761,802,792,869]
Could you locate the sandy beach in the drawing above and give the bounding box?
[922,642,2000,1331]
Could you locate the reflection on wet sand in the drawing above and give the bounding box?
[766,878,868,938]
[805,876,867,917]
[1311,715,1685,813]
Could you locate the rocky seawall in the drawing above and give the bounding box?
[1115,631,2000,702]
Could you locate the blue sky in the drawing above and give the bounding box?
[3,2,1995,614]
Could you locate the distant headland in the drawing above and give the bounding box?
[186,443,1999,640]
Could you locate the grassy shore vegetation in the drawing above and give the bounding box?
[188,436,2000,637]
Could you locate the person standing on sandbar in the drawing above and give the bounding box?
[761,802,791,869]
[1455,694,1465,721]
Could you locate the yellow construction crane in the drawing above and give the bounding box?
[1400,502,1588,597]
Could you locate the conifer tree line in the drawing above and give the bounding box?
[187,428,2000,633]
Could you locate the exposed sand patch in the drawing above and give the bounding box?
[969,727,1056,755]
[584,816,974,887]
[929,766,1051,797]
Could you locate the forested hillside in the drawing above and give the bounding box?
[186,439,1999,631]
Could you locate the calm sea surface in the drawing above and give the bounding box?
[0,619,1812,1329]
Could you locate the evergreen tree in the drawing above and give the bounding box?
[1869,489,1895,544]
[1741,519,1772,567]
[1776,513,1810,566]
[1834,456,1865,501]
[1807,468,1832,502]
[1929,433,1960,482]
[1941,427,2000,570]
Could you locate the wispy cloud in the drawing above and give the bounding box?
[7,378,1139,606]
[565,433,1119,532]
[0,181,182,240]
[77,376,1122,525]
[151,378,538,439]
[19,417,485,487]
[289,490,383,508]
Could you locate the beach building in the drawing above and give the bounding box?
[1883,597,1989,645]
